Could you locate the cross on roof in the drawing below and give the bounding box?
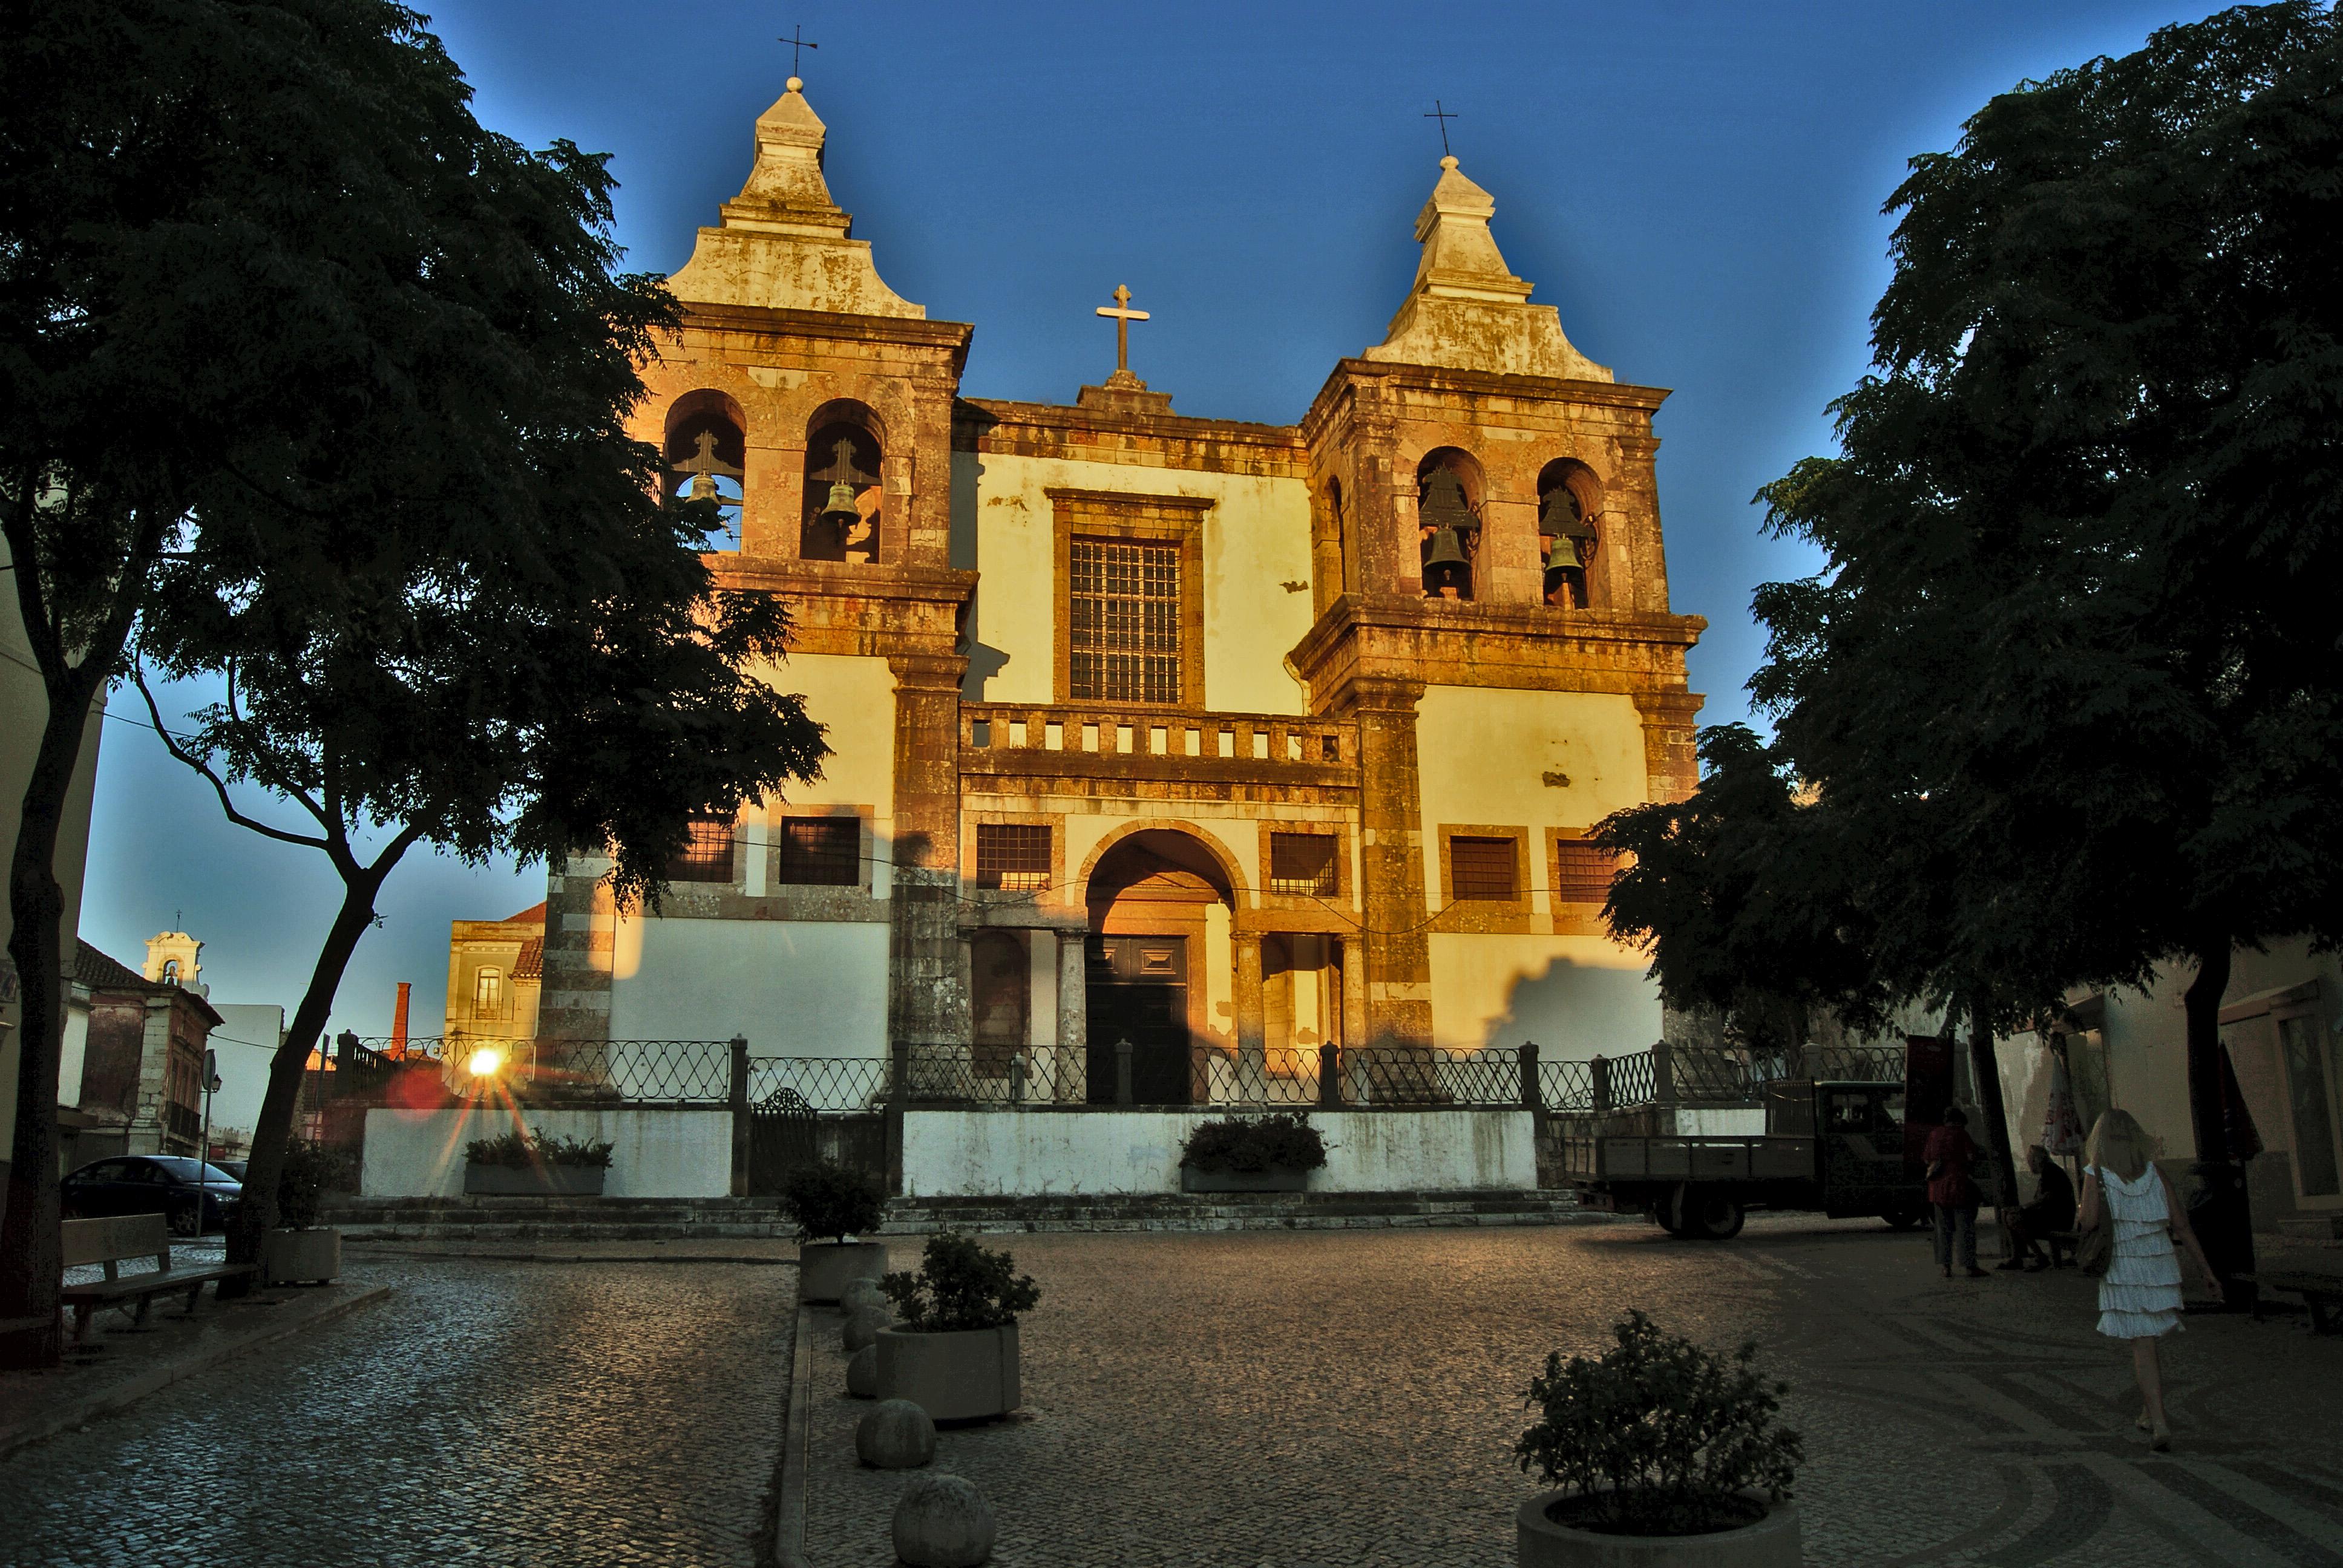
[1096,284,1150,376]
[778,24,818,79]
[1424,99,1458,158]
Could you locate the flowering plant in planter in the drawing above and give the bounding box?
[275,1139,355,1230]
[1178,1111,1328,1175]
[1516,1309,1802,1537]
[880,1233,1040,1332]
[464,1129,615,1169]
[780,1158,886,1242]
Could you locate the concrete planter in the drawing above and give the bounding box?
[799,1240,890,1304]
[876,1322,1021,1423]
[1517,1492,1800,1568]
[261,1227,342,1285]
[1179,1166,1310,1194]
[463,1163,606,1197]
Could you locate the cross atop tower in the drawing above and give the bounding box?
[1096,284,1150,387]
[1424,99,1458,158]
[778,23,818,84]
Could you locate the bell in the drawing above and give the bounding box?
[1423,525,1468,570]
[1420,468,1475,533]
[818,478,862,530]
[1542,535,1590,575]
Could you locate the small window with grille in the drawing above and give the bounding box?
[976,823,1052,892]
[666,815,736,883]
[1269,833,1339,897]
[778,817,859,886]
[1449,835,1518,901]
[1069,537,1181,704]
[1553,840,1623,903]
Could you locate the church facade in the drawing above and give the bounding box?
[531,77,1706,1099]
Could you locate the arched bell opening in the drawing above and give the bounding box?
[1415,447,1483,601]
[1082,829,1239,1105]
[1536,459,1602,609]
[799,400,884,563]
[664,390,748,552]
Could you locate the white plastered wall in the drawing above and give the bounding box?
[747,652,896,897]
[361,1106,732,1197]
[1415,685,1660,1057]
[607,917,888,1057]
[957,452,1315,715]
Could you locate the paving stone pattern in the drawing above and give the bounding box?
[0,1258,792,1568]
[802,1220,2343,1567]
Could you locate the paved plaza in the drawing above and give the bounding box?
[1,1220,2339,1566]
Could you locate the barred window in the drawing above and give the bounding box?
[1553,840,1623,903]
[1269,833,1339,897]
[778,817,859,886]
[666,815,735,883]
[1449,835,1518,901]
[1069,538,1181,704]
[976,823,1051,892]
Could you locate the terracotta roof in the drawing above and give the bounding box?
[73,941,152,991]
[513,937,543,981]
[501,902,546,927]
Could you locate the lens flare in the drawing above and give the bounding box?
[467,1047,503,1078]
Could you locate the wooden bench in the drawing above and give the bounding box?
[2252,1269,2343,1334]
[59,1214,254,1345]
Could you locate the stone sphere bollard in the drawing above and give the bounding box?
[855,1399,936,1470]
[845,1342,879,1398]
[842,1304,891,1353]
[841,1276,887,1314]
[893,1472,995,1567]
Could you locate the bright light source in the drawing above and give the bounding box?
[467,1047,503,1078]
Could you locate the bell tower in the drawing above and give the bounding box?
[1291,152,1706,1053]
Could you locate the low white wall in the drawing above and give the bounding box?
[362,1107,732,1198]
[900,1109,1537,1197]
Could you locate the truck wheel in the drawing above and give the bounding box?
[1681,1187,1745,1241]
[1883,1207,1928,1231]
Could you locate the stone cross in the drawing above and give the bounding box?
[1095,285,1150,377]
[1424,100,1458,157]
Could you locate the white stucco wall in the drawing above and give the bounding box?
[361,1106,732,1197]
[608,916,888,1057]
[960,452,1314,715]
[1429,933,1660,1059]
[900,1108,1536,1195]
[750,651,897,898]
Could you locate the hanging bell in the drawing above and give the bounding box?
[1423,525,1468,570]
[818,478,862,531]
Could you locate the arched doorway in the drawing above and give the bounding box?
[1083,830,1236,1105]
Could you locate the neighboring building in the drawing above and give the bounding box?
[444,903,545,1048]
[531,76,1705,1095]
[135,929,281,1155]
[64,940,220,1161]
[0,536,106,1184]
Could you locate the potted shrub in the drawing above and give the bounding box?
[1177,1111,1328,1193]
[1515,1310,1803,1567]
[262,1140,353,1285]
[875,1233,1038,1423]
[462,1129,614,1196]
[783,1158,888,1302]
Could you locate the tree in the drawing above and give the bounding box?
[1750,2,2343,1285]
[2,0,523,1364]
[125,36,830,1292]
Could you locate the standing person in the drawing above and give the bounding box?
[1924,1105,1987,1279]
[2076,1109,2222,1451]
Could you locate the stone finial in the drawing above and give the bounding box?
[1364,156,1611,382]
[666,79,925,318]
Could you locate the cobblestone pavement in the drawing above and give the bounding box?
[803,1218,2343,1567]
[0,1256,793,1568]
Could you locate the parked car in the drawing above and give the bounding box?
[61,1155,243,1236]
[213,1160,249,1183]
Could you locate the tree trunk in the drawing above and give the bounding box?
[218,863,396,1290]
[1965,985,2020,1218]
[2183,939,2230,1161]
[2182,937,2256,1310]
[0,678,107,1368]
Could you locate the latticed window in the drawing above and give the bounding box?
[473,968,505,1020]
[666,815,735,883]
[1069,538,1181,704]
[1449,836,1518,901]
[1269,833,1339,897]
[778,817,859,886]
[1553,840,1623,903]
[976,823,1051,892]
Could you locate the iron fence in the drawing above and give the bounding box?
[339,1036,737,1104]
[747,1054,891,1114]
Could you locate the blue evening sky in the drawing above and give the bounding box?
[82,0,2232,1039]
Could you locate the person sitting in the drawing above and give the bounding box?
[2001,1144,2077,1270]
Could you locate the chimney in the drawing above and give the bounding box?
[391,982,411,1059]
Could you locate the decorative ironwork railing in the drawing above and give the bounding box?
[895,1042,1536,1111]
[1533,1042,1906,1113]
[337,1036,736,1104]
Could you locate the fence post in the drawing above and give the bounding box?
[1114,1038,1135,1106]
[1651,1040,1676,1106]
[1318,1044,1342,1109]
[1591,1053,1611,1114]
[1519,1041,1542,1115]
[728,1036,750,1198]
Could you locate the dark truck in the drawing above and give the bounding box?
[1548,1042,1944,1240]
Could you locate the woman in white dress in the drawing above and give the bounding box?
[2076,1108,2221,1451]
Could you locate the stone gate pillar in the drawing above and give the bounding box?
[886,653,969,1053]
[1351,675,1433,1052]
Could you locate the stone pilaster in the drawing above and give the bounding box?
[1351,675,1433,1051]
[1054,932,1087,1102]
[1630,690,1705,804]
[887,653,970,1048]
[537,853,614,1044]
[1234,934,1267,1091]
